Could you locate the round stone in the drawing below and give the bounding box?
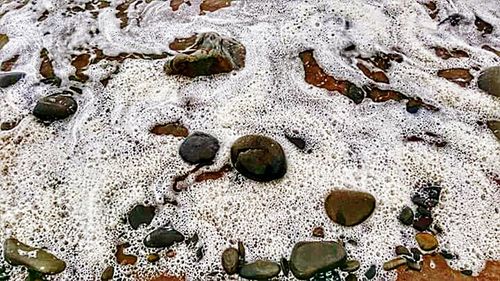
[415,233,439,251]
[289,241,346,280]
[33,93,78,122]
[179,132,220,164]
[221,248,239,275]
[230,135,287,182]
[478,66,500,97]
[238,260,281,280]
[324,190,376,226]
[143,227,185,248]
[127,204,155,230]
[3,238,66,275]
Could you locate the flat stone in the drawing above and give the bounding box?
[415,233,439,251]
[165,32,245,77]
[478,66,500,97]
[127,204,155,230]
[33,93,78,122]
[231,135,287,182]
[341,260,360,272]
[398,206,414,226]
[324,190,376,226]
[238,260,281,280]
[0,72,25,88]
[383,257,407,271]
[143,227,185,248]
[289,241,346,280]
[221,247,239,275]
[179,132,220,164]
[3,238,66,275]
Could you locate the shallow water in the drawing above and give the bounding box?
[0,0,499,280]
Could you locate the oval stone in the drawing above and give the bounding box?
[3,238,66,275]
[324,190,376,226]
[33,93,78,122]
[0,72,25,88]
[143,228,185,248]
[289,241,347,280]
[179,132,220,164]
[415,233,439,251]
[478,66,500,97]
[221,247,239,275]
[230,135,287,182]
[238,260,281,280]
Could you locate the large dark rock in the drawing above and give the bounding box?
[143,227,185,248]
[478,66,500,97]
[324,190,376,226]
[179,132,220,164]
[165,32,245,77]
[230,135,287,182]
[0,72,25,88]
[238,260,281,280]
[3,238,66,275]
[33,93,77,122]
[289,241,346,280]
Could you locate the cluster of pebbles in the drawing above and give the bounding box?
[0,3,499,279]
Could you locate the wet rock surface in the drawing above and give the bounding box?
[230,135,287,182]
[324,190,376,226]
[179,132,220,164]
[33,93,78,122]
[289,241,346,280]
[143,228,185,248]
[3,238,66,275]
[238,260,281,280]
[0,72,25,88]
[478,66,500,97]
[165,32,245,77]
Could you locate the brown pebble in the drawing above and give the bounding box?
[147,253,160,263]
[166,250,176,258]
[312,226,325,238]
[416,233,439,251]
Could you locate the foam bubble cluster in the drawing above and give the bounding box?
[0,0,499,280]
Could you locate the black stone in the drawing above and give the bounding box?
[280,257,289,277]
[440,250,456,260]
[398,206,414,225]
[364,265,376,279]
[33,93,78,122]
[413,216,433,231]
[0,72,25,88]
[411,248,422,261]
[345,84,365,104]
[461,270,472,276]
[128,205,155,230]
[179,132,220,164]
[285,134,306,150]
[231,135,287,182]
[143,227,185,248]
[345,274,357,281]
[416,206,432,217]
[395,246,411,257]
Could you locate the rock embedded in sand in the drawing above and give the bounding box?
[415,233,438,251]
[165,32,245,77]
[144,227,185,248]
[127,204,155,230]
[221,247,239,275]
[33,93,78,122]
[477,66,500,97]
[230,135,287,182]
[3,238,66,275]
[289,241,346,280]
[0,72,25,88]
[324,190,376,226]
[238,260,281,280]
[179,132,220,164]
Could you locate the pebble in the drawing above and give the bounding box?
[238,260,281,280]
[395,245,411,256]
[487,120,500,140]
[147,253,160,263]
[101,266,114,281]
[413,216,433,231]
[324,190,376,226]
[383,257,407,271]
[478,66,500,97]
[0,34,7,50]
[407,260,422,271]
[289,241,346,280]
[127,204,155,230]
[461,269,473,276]
[221,248,239,275]
[150,123,189,137]
[165,32,245,77]
[230,135,287,182]
[345,273,358,281]
[280,257,290,277]
[411,248,423,261]
[32,93,78,122]
[0,72,25,88]
[340,260,360,272]
[415,233,439,251]
[398,206,414,225]
[238,241,245,263]
[312,226,325,238]
[179,132,220,164]
[416,206,432,217]
[364,265,377,279]
[143,227,185,248]
[3,238,66,275]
